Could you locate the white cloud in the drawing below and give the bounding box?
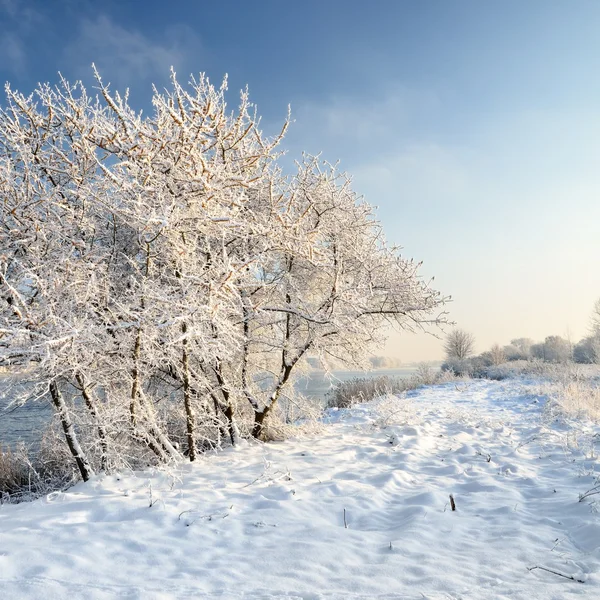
[0,0,18,17]
[0,0,42,75]
[64,15,203,90]
[0,0,40,26]
[0,31,26,74]
[284,85,440,158]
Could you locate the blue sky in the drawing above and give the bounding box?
[2,0,600,360]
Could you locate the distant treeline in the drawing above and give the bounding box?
[306,356,405,370]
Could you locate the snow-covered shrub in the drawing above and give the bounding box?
[479,363,522,380]
[326,376,405,408]
[414,363,439,385]
[0,429,79,503]
[0,444,31,501]
[441,358,475,377]
[326,366,457,409]
[258,394,325,441]
[574,336,600,364]
[542,379,600,422]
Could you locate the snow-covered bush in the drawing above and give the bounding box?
[542,378,600,422]
[441,358,476,377]
[326,365,455,409]
[574,336,600,364]
[326,377,407,408]
[0,428,80,503]
[413,362,439,385]
[0,444,30,501]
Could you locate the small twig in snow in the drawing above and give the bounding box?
[516,436,538,450]
[527,565,585,583]
[476,450,491,462]
[579,484,600,502]
[242,469,291,488]
[148,483,158,507]
[343,507,348,528]
[449,494,456,511]
[254,521,277,528]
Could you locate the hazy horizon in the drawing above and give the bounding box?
[1,0,598,362]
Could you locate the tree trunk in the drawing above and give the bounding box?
[130,328,142,426]
[75,373,108,471]
[210,394,229,446]
[252,408,268,439]
[49,380,95,482]
[251,362,294,439]
[212,359,238,446]
[181,322,197,461]
[224,404,239,445]
[130,327,178,461]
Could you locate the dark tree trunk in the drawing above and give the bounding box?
[182,322,197,461]
[224,404,237,445]
[130,328,142,426]
[252,409,268,439]
[212,359,237,445]
[75,373,108,471]
[49,380,95,482]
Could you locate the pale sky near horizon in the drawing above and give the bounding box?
[1,0,599,361]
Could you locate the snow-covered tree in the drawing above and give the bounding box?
[443,329,475,360]
[489,343,505,366]
[0,68,447,477]
[573,336,600,364]
[203,157,448,438]
[531,336,571,363]
[591,298,600,336]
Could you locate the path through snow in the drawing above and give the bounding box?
[1,379,600,599]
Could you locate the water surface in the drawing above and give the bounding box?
[0,367,419,448]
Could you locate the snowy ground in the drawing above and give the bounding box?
[2,379,600,599]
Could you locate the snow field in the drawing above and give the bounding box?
[1,379,600,599]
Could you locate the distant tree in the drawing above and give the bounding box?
[489,344,505,366]
[368,356,403,369]
[443,329,475,360]
[369,356,385,369]
[530,342,545,360]
[305,357,322,370]
[503,345,522,361]
[510,338,533,359]
[592,336,600,363]
[573,337,600,364]
[533,336,571,363]
[590,298,600,336]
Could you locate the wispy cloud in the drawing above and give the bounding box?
[0,0,18,17]
[284,86,441,159]
[0,0,42,76]
[64,15,203,91]
[0,32,26,74]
